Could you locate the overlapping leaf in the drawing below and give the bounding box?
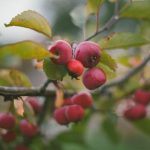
[43,58,67,81]
[5,10,52,38]
[0,69,31,87]
[0,41,50,60]
[121,0,150,21]
[86,0,104,15]
[99,32,150,50]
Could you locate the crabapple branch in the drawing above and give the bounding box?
[85,0,120,41]
[99,53,150,93]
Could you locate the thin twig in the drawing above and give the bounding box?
[40,79,53,93]
[85,0,120,41]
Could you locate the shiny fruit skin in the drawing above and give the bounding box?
[26,97,42,114]
[53,106,69,125]
[1,131,16,143]
[134,90,150,105]
[67,59,84,77]
[124,104,146,120]
[65,105,84,122]
[0,113,16,129]
[20,120,38,137]
[71,92,93,108]
[75,41,101,68]
[49,40,72,65]
[82,67,106,90]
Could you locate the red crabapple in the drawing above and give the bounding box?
[134,89,150,105]
[54,105,84,125]
[53,106,69,125]
[1,131,16,143]
[0,113,16,129]
[124,104,146,120]
[49,40,72,64]
[19,120,38,137]
[67,59,84,77]
[71,92,93,108]
[75,41,101,68]
[82,67,106,90]
[26,97,42,114]
[65,105,84,122]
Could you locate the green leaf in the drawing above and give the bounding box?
[99,32,150,50]
[97,51,117,79]
[70,5,87,29]
[0,41,50,60]
[86,0,104,15]
[97,63,116,79]
[100,51,117,71]
[102,114,120,143]
[121,0,150,21]
[43,58,67,81]
[132,119,150,136]
[0,69,31,87]
[5,10,52,38]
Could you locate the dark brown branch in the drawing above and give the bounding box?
[0,86,73,97]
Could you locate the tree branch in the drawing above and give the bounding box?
[0,86,73,97]
[85,0,120,41]
[99,53,150,93]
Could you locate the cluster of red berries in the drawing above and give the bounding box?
[124,89,150,120]
[49,40,107,90]
[0,97,42,150]
[53,92,93,125]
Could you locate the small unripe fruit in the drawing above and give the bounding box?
[71,92,93,108]
[20,120,38,137]
[134,90,150,105]
[0,113,16,129]
[124,104,146,120]
[49,40,72,64]
[26,97,42,114]
[65,105,84,122]
[1,131,16,143]
[75,41,101,68]
[15,145,29,150]
[82,67,106,90]
[67,59,84,77]
[53,106,69,125]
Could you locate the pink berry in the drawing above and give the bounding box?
[49,40,72,64]
[54,105,84,125]
[67,59,84,77]
[26,97,42,114]
[19,120,38,137]
[82,67,106,90]
[65,105,84,122]
[71,92,93,108]
[134,90,150,105]
[62,98,73,106]
[0,113,16,129]
[1,131,16,143]
[75,41,101,68]
[124,104,146,120]
[53,106,69,125]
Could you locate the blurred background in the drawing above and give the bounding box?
[0,0,150,150]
